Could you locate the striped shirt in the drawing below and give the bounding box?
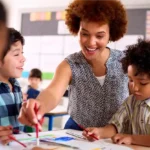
[65,49,129,127]
[109,95,150,134]
[0,78,24,131]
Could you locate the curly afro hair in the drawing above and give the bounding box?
[65,0,127,42]
[121,39,150,76]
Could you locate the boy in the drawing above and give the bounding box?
[83,39,150,147]
[22,68,42,101]
[0,27,25,144]
[27,68,42,99]
[23,68,42,132]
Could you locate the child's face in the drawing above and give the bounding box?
[28,77,41,89]
[128,65,150,100]
[0,41,25,79]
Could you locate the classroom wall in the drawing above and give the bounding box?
[2,0,150,30]
[1,0,72,30]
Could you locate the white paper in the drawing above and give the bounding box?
[3,130,133,150]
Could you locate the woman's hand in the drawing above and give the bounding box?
[18,99,46,130]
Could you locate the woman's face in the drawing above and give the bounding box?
[78,21,110,61]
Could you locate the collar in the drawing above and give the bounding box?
[133,95,150,107]
[0,78,20,87]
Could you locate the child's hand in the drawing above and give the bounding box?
[0,125,13,145]
[112,133,133,145]
[82,127,104,141]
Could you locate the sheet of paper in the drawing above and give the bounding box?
[5,131,133,150]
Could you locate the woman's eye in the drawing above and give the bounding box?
[97,36,103,39]
[81,33,88,36]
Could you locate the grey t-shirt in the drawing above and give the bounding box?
[65,49,129,127]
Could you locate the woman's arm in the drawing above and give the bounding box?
[36,60,72,112]
[18,60,72,126]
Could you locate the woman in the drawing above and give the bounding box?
[18,0,129,130]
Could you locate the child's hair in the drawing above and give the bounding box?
[121,39,150,76]
[0,1,7,24]
[29,68,42,81]
[65,0,127,41]
[3,28,25,59]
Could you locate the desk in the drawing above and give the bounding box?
[44,105,68,130]
[2,130,150,150]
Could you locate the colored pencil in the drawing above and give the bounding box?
[8,135,27,148]
[78,124,99,140]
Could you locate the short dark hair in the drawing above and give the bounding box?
[29,68,42,81]
[3,28,25,59]
[121,39,150,76]
[0,1,7,24]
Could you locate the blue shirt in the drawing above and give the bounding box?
[0,78,24,131]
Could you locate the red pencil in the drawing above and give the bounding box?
[8,135,27,148]
[78,124,99,140]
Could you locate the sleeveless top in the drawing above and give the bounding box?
[65,49,129,127]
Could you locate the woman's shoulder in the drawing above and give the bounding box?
[65,51,83,63]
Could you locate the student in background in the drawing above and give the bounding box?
[24,68,42,132]
[19,0,129,130]
[26,68,42,99]
[83,39,150,147]
[0,28,25,144]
